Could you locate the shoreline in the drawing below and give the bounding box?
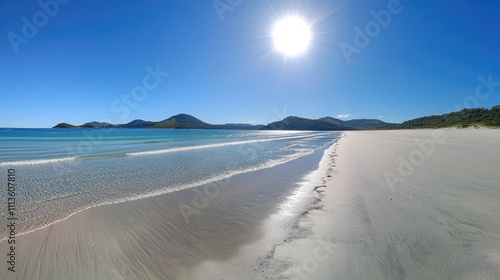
[2,129,499,279]
[0,138,335,239]
[0,138,336,279]
[185,135,342,279]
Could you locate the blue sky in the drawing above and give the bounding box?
[1,0,500,128]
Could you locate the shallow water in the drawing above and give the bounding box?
[0,129,341,236]
[0,132,338,280]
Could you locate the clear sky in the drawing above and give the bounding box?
[1,0,500,128]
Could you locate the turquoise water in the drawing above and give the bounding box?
[0,128,341,235]
[0,128,288,163]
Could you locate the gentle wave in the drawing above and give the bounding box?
[0,157,76,166]
[0,134,320,166]
[75,153,128,160]
[126,135,319,156]
[2,140,336,241]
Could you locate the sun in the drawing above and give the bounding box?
[272,16,311,56]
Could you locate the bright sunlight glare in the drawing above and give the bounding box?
[272,16,311,56]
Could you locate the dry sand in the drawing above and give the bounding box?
[189,129,500,279]
[253,129,500,279]
[2,129,500,279]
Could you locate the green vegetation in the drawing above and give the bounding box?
[260,116,395,130]
[261,116,350,130]
[53,114,264,130]
[53,106,500,130]
[397,106,500,129]
[53,123,77,128]
[153,114,215,129]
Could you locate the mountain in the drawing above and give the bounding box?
[120,119,155,128]
[153,114,215,129]
[53,122,77,128]
[261,106,500,130]
[396,106,500,129]
[81,121,117,128]
[52,106,500,131]
[53,114,264,130]
[317,117,348,127]
[260,116,392,130]
[53,114,391,130]
[261,116,352,131]
[344,119,396,129]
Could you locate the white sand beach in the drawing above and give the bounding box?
[191,129,500,279]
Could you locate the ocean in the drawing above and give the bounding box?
[0,128,341,236]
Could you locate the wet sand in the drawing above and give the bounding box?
[0,142,329,280]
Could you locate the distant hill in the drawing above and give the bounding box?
[317,117,349,128]
[52,106,500,131]
[261,116,350,130]
[344,119,395,129]
[53,114,264,130]
[153,114,214,129]
[53,123,77,128]
[81,121,118,128]
[120,119,155,128]
[396,106,500,129]
[53,114,392,131]
[260,116,393,130]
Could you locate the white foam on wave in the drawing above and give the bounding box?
[125,134,325,156]
[0,133,335,166]
[5,139,339,240]
[0,157,76,167]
